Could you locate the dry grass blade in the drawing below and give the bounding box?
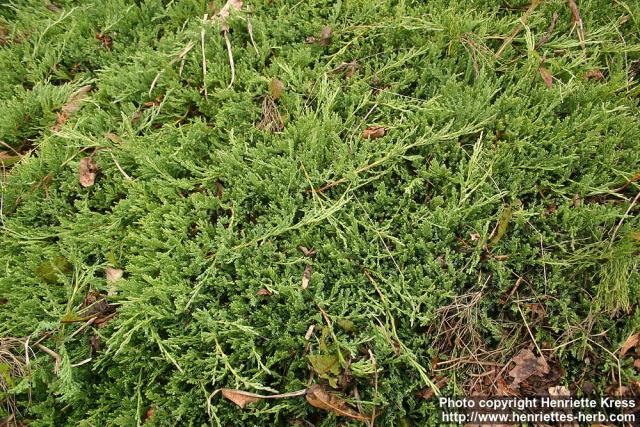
[305,384,369,421]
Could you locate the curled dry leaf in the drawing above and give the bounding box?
[538,67,553,89]
[585,69,604,81]
[508,348,549,387]
[620,333,640,357]
[361,126,386,140]
[256,288,272,296]
[298,245,317,258]
[217,388,307,408]
[269,78,285,100]
[305,384,368,421]
[79,157,99,187]
[302,264,312,289]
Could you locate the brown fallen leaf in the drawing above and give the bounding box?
[361,126,386,140]
[142,406,154,423]
[567,0,585,49]
[539,67,553,89]
[508,348,549,388]
[319,26,332,47]
[585,69,604,81]
[52,85,92,131]
[106,267,123,296]
[106,267,123,283]
[417,377,450,400]
[269,78,284,100]
[302,264,312,289]
[332,61,358,79]
[96,32,112,50]
[105,132,122,144]
[305,384,368,421]
[217,388,307,409]
[256,288,272,296]
[620,333,640,357]
[298,245,317,258]
[81,290,114,319]
[548,385,570,397]
[63,85,92,115]
[79,157,99,187]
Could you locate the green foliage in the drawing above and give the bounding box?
[1,0,639,425]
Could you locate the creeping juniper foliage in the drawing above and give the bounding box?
[1,0,640,425]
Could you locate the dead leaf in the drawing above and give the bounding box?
[81,291,114,319]
[305,384,368,421]
[256,288,272,296]
[634,359,640,370]
[332,61,358,79]
[319,26,332,46]
[298,245,317,258]
[269,78,284,100]
[90,334,101,352]
[63,85,92,115]
[96,32,112,50]
[585,69,604,81]
[46,2,61,12]
[304,324,315,340]
[142,406,154,423]
[567,0,585,49]
[548,385,570,397]
[79,157,98,187]
[620,333,640,357]
[217,388,307,408]
[302,264,312,289]
[217,0,243,31]
[105,132,121,144]
[52,85,92,131]
[539,67,553,89]
[508,348,549,387]
[106,267,123,296]
[469,232,480,241]
[361,126,386,140]
[106,268,123,283]
[417,377,450,400]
